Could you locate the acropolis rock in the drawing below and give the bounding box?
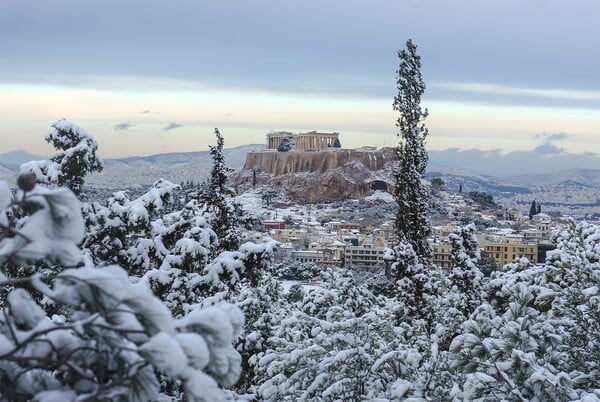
[242,148,396,175]
[234,143,397,203]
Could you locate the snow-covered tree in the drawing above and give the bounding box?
[20,119,103,196]
[448,223,484,317]
[142,226,284,396]
[392,39,432,265]
[279,260,319,280]
[450,222,600,400]
[0,179,244,402]
[255,270,402,401]
[233,246,286,396]
[141,199,218,319]
[450,279,573,400]
[83,179,181,274]
[385,242,439,325]
[199,129,246,256]
[544,222,600,392]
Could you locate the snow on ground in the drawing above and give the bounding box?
[236,190,320,222]
[365,190,395,203]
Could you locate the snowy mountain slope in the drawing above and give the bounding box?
[426,167,600,218]
[86,144,266,188]
[0,149,45,170]
[0,145,267,189]
[424,170,532,196]
[503,168,600,188]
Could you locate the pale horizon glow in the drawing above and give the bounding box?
[0,81,597,158]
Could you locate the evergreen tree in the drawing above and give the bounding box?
[529,200,537,220]
[392,39,432,266]
[200,128,245,256]
[83,179,181,275]
[255,270,398,401]
[386,242,436,322]
[450,222,600,400]
[468,191,497,208]
[448,224,484,317]
[0,180,244,402]
[20,119,103,196]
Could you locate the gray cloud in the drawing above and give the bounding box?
[113,122,135,131]
[161,122,183,132]
[534,132,568,155]
[534,142,565,155]
[0,1,598,107]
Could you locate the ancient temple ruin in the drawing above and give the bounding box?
[267,130,340,151]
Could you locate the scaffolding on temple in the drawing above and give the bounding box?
[266,130,340,151]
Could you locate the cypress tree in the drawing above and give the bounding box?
[392,39,432,266]
[529,200,537,220]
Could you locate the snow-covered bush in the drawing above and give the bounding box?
[447,223,484,317]
[450,222,600,400]
[83,179,184,274]
[255,270,401,401]
[278,261,319,280]
[0,179,244,402]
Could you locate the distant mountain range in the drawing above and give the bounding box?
[428,148,600,177]
[0,149,43,171]
[86,145,266,188]
[0,145,267,188]
[0,146,598,217]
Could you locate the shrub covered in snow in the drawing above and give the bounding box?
[450,222,600,400]
[0,179,244,402]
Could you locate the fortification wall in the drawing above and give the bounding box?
[242,148,397,175]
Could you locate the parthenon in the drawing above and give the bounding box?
[267,130,340,151]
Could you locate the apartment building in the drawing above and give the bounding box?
[290,250,323,264]
[431,242,453,269]
[484,240,538,266]
[326,221,361,232]
[344,243,386,268]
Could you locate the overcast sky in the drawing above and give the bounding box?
[0,0,599,160]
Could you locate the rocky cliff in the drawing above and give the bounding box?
[242,148,396,175]
[234,148,397,203]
